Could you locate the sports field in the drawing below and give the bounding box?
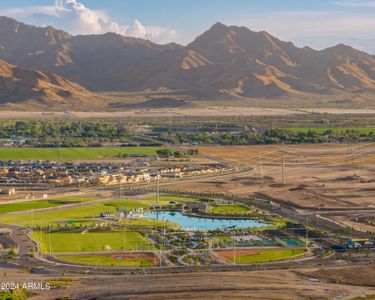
[0,203,116,226]
[32,230,153,253]
[208,204,254,215]
[0,147,163,160]
[213,249,306,264]
[0,196,97,215]
[0,197,183,228]
[104,199,171,210]
[104,195,212,211]
[57,253,158,267]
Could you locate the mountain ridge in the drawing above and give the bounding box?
[1,16,375,106]
[0,58,100,110]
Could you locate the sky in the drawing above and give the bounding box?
[1,0,375,53]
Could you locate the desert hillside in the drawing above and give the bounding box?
[1,16,375,105]
[0,58,100,110]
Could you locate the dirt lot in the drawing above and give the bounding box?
[2,107,375,120]
[157,144,375,230]
[181,144,375,209]
[306,265,375,286]
[2,265,374,300]
[0,108,305,119]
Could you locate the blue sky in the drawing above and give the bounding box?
[1,0,375,53]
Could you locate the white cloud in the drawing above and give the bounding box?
[334,0,375,8]
[236,11,375,53]
[0,0,177,44]
[125,20,177,42]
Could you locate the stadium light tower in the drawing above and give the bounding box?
[156,156,160,205]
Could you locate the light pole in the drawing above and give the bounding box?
[48,225,52,258]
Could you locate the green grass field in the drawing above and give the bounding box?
[208,204,253,215]
[32,230,153,253]
[0,196,98,215]
[104,195,212,211]
[231,249,306,264]
[56,254,154,267]
[0,203,116,226]
[0,147,163,160]
[0,199,179,228]
[284,127,375,134]
[104,199,170,211]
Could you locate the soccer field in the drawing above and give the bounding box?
[0,147,162,160]
[208,204,254,215]
[32,230,153,253]
[0,196,97,215]
[0,203,117,226]
[0,196,204,227]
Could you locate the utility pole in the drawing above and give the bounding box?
[159,230,162,268]
[48,225,52,258]
[31,209,34,232]
[281,150,285,185]
[156,156,160,205]
[123,223,126,251]
[163,219,166,250]
[358,144,363,167]
[305,218,309,250]
[346,144,354,166]
[40,219,43,254]
[233,230,236,265]
[258,153,263,184]
[346,143,352,164]
[59,143,63,162]
[156,175,160,205]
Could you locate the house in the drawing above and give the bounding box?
[0,188,16,196]
[161,172,183,178]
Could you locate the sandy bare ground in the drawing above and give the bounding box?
[2,107,375,119]
[334,216,375,233]
[188,144,375,208]
[0,108,306,119]
[306,265,375,286]
[0,266,372,300]
[300,108,375,114]
[155,144,375,230]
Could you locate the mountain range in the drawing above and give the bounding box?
[1,16,375,109]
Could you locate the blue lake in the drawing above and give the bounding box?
[137,211,269,231]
